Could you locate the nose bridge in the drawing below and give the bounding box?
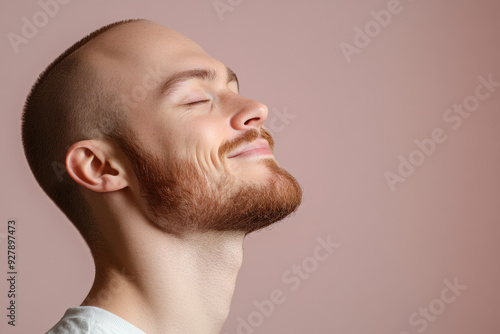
[226,92,269,130]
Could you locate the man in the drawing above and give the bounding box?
[22,19,302,333]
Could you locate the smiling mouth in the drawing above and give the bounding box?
[227,139,273,159]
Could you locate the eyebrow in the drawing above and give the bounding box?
[159,66,239,98]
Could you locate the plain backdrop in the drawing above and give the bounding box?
[1,0,500,333]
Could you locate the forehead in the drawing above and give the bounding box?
[83,21,227,91]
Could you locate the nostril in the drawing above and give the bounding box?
[244,117,259,125]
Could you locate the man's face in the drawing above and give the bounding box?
[91,21,302,234]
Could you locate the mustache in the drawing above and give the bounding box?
[218,128,274,160]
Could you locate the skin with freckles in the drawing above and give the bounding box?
[54,20,302,333]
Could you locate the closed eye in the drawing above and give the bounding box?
[186,99,211,107]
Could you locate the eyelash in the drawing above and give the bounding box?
[186,99,211,107]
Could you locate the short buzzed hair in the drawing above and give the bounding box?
[22,19,143,248]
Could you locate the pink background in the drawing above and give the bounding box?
[1,0,500,333]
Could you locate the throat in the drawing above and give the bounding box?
[83,229,246,334]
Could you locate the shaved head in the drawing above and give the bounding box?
[22,19,302,248]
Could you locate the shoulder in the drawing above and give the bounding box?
[45,306,145,334]
[45,315,111,334]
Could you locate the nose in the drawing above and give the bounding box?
[229,96,269,131]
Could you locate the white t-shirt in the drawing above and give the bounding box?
[45,306,146,334]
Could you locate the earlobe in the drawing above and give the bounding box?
[65,140,128,193]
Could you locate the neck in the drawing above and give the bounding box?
[82,215,245,334]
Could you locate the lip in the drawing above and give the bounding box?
[227,139,273,159]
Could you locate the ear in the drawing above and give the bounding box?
[65,140,128,193]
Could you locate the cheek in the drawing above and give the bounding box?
[174,117,230,161]
[149,108,232,167]
[191,119,227,152]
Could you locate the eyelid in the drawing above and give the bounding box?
[184,93,214,107]
[185,99,210,106]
